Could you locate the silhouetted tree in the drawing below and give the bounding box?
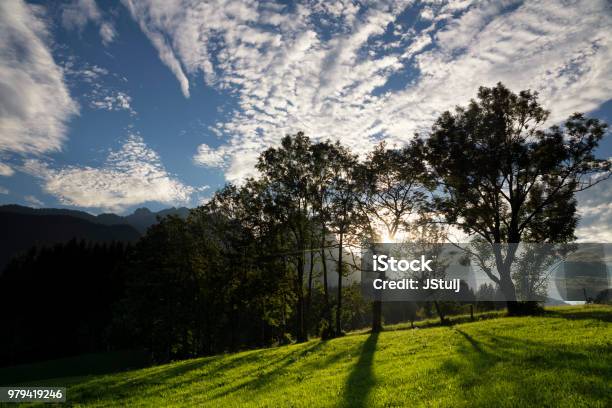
[0,239,130,366]
[358,141,433,331]
[256,133,315,342]
[423,83,610,315]
[326,146,361,336]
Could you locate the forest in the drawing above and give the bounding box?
[1,83,610,366]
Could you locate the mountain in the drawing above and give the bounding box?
[0,204,104,224]
[0,212,140,271]
[0,205,190,234]
[0,205,191,270]
[124,207,191,234]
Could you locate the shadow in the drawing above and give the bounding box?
[543,307,612,323]
[383,310,505,334]
[454,328,484,354]
[207,340,328,400]
[65,345,302,404]
[439,324,611,406]
[342,332,379,408]
[0,350,151,386]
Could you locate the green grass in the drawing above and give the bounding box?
[12,305,612,407]
[0,350,150,386]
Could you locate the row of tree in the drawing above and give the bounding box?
[204,83,609,338]
[1,83,609,365]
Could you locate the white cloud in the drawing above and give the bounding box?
[576,178,612,242]
[122,0,191,97]
[193,144,227,167]
[0,186,8,194]
[24,195,44,207]
[62,0,100,30]
[99,21,117,46]
[62,59,136,115]
[63,59,109,83]
[420,7,435,21]
[90,91,136,115]
[0,162,14,177]
[0,0,78,156]
[126,0,612,183]
[62,0,117,46]
[23,135,195,213]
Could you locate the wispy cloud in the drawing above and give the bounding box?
[0,0,78,156]
[0,162,14,177]
[125,0,612,183]
[24,195,44,208]
[62,58,136,115]
[0,186,8,195]
[61,0,117,46]
[576,178,612,242]
[89,91,136,115]
[99,21,117,46]
[122,0,191,97]
[23,135,195,213]
[193,144,227,167]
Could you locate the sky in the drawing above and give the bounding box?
[0,0,611,240]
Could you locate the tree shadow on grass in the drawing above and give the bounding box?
[441,327,611,406]
[342,332,379,408]
[543,307,612,323]
[454,329,484,354]
[206,340,328,401]
[69,346,304,403]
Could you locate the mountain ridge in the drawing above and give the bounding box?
[0,204,191,271]
[0,204,190,234]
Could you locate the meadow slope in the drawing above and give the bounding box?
[24,305,612,407]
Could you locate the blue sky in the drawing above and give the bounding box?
[0,0,611,240]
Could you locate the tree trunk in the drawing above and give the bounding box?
[296,257,307,343]
[336,232,343,336]
[433,300,447,325]
[306,239,314,332]
[372,246,385,333]
[321,231,332,336]
[371,300,382,332]
[494,244,537,316]
[506,300,541,316]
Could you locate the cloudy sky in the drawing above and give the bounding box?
[0,0,611,239]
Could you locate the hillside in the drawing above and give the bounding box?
[0,205,191,269]
[0,212,140,270]
[16,305,612,407]
[0,204,190,233]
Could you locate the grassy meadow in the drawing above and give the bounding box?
[10,305,612,407]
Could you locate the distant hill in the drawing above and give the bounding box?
[123,207,191,234]
[0,212,140,271]
[0,205,190,234]
[0,205,191,270]
[0,204,106,224]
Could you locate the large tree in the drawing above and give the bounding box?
[325,145,361,336]
[257,133,314,342]
[308,140,353,337]
[358,141,433,331]
[423,83,611,314]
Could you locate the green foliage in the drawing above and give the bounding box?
[422,83,610,309]
[0,239,131,366]
[115,212,292,361]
